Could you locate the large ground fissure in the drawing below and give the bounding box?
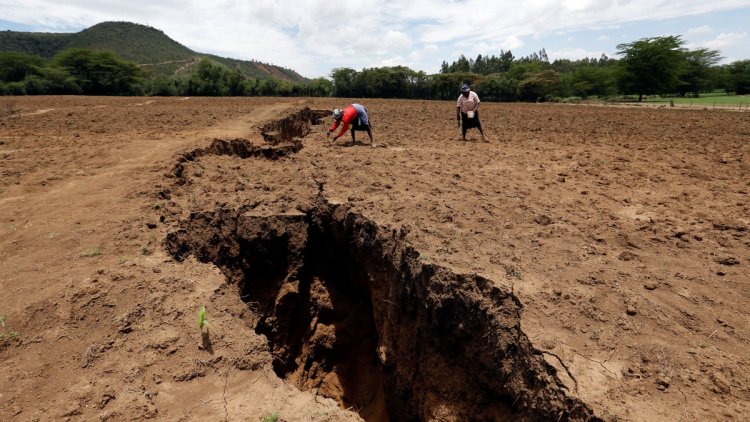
[166,201,599,421]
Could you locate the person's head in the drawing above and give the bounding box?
[332,108,343,120]
[460,83,470,97]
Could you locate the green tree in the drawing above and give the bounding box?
[454,55,471,72]
[475,73,519,101]
[225,69,246,96]
[54,48,143,95]
[0,52,47,82]
[679,48,721,97]
[519,70,560,101]
[330,67,358,97]
[146,75,179,96]
[726,60,750,95]
[304,77,334,97]
[186,58,229,96]
[616,35,686,101]
[568,66,617,98]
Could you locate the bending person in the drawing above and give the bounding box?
[456,84,487,142]
[327,103,375,147]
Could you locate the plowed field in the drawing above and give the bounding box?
[1,96,748,421]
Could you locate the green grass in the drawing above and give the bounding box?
[642,92,750,107]
[262,412,279,422]
[0,316,21,343]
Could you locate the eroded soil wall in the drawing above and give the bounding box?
[166,200,599,421]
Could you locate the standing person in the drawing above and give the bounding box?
[327,103,375,147]
[456,83,487,142]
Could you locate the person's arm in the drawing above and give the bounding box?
[336,121,350,138]
[456,105,461,125]
[327,120,340,137]
[335,108,356,138]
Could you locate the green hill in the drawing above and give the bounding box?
[0,21,306,82]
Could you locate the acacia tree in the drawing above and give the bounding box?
[54,48,143,95]
[680,48,721,97]
[617,35,686,101]
[0,52,46,82]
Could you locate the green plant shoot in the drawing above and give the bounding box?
[198,305,207,330]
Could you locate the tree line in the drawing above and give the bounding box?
[1,35,749,100]
[0,48,334,97]
[332,36,748,101]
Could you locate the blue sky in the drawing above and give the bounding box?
[1,1,748,78]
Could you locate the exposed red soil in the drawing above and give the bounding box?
[0,96,748,421]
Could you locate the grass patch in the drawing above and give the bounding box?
[642,92,750,107]
[262,412,279,422]
[0,316,21,343]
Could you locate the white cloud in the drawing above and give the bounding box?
[547,47,607,62]
[697,32,747,50]
[685,25,713,37]
[0,0,749,77]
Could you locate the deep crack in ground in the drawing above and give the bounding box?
[163,108,601,421]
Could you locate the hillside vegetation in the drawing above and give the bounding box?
[2,26,748,101]
[0,21,305,82]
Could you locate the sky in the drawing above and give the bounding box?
[1,0,749,78]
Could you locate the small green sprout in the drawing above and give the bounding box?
[262,412,279,422]
[198,305,208,330]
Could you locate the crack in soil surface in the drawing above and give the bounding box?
[260,107,330,145]
[163,107,601,421]
[170,107,329,184]
[165,199,599,421]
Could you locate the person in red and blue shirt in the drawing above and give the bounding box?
[327,103,375,147]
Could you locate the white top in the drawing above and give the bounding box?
[457,91,480,113]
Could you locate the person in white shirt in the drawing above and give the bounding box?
[456,83,487,142]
